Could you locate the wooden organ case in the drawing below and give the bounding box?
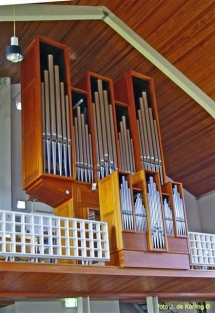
[21,37,190,269]
[21,36,74,208]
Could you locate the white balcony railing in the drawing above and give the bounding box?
[189,231,215,268]
[0,210,110,264]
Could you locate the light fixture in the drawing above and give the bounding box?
[15,100,22,110]
[17,200,26,209]
[64,298,77,308]
[6,6,23,63]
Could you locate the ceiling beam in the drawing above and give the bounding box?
[102,8,215,119]
[0,0,68,5]
[0,4,104,20]
[0,4,214,118]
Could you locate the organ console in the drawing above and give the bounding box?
[21,36,190,269]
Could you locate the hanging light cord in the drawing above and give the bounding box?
[13,5,16,37]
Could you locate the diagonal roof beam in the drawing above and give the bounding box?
[0,4,105,20]
[0,0,68,5]
[1,4,214,118]
[101,7,215,119]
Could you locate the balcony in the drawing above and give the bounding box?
[0,210,109,264]
[0,210,215,271]
[0,211,214,301]
[0,211,215,270]
[189,231,215,270]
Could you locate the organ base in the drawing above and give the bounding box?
[25,174,74,208]
[108,249,190,269]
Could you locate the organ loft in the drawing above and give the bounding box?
[21,36,190,269]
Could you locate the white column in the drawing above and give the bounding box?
[0,77,11,211]
[146,296,159,313]
[11,84,28,211]
[11,84,54,213]
[77,297,91,313]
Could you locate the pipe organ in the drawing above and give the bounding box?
[21,36,190,269]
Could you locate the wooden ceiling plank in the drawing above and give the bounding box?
[173,36,215,99]
[147,0,215,53]
[109,0,165,31]
[163,10,215,65]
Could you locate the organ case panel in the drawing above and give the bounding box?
[21,36,190,268]
[21,36,74,207]
[114,70,166,185]
[54,182,99,221]
[98,169,189,269]
[75,72,119,182]
[98,171,123,253]
[162,182,188,237]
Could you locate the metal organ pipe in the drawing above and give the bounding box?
[137,92,163,184]
[41,54,71,177]
[147,176,165,249]
[118,116,135,174]
[120,176,133,230]
[173,185,186,236]
[73,105,93,183]
[92,79,118,180]
[163,198,174,235]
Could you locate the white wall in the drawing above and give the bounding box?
[183,189,201,232]
[197,191,215,234]
[119,303,139,313]
[1,300,214,313]
[11,84,54,214]
[90,300,120,313]
[0,305,15,313]
[0,77,11,211]
[0,300,122,313]
[10,301,76,313]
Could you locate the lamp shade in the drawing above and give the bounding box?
[6,36,23,63]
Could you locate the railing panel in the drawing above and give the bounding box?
[189,231,215,268]
[0,210,110,263]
